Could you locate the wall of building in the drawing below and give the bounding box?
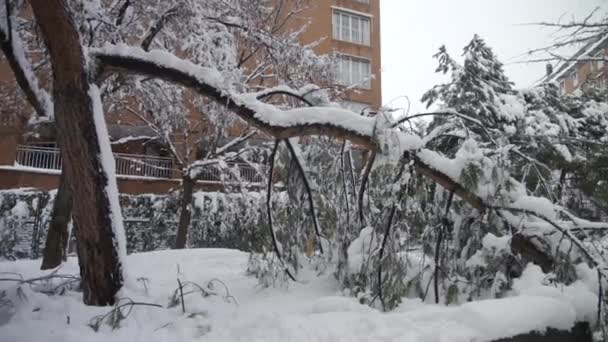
[0,168,233,194]
[558,47,607,94]
[0,1,383,194]
[296,0,382,109]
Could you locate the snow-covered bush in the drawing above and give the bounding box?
[0,189,274,258]
[0,189,52,260]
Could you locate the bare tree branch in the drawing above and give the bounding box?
[284,138,325,254]
[266,139,296,281]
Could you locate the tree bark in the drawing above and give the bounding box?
[40,167,73,269]
[174,174,194,249]
[30,0,123,306]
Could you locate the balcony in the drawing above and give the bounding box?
[14,145,264,184]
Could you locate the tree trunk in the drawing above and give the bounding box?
[174,174,194,249]
[40,167,72,269]
[30,0,124,306]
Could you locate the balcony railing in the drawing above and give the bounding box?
[114,153,173,178]
[197,163,264,183]
[15,145,63,171]
[14,145,264,183]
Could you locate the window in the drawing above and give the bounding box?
[337,55,372,88]
[566,71,578,88]
[332,10,371,45]
[595,50,605,70]
[355,0,370,3]
[571,72,579,87]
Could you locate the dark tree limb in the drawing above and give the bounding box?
[174,174,194,249]
[510,233,554,273]
[41,168,73,269]
[90,47,608,272]
[92,50,375,147]
[377,162,409,311]
[434,191,453,304]
[284,139,324,254]
[114,0,131,27]
[339,141,351,230]
[347,149,358,204]
[31,0,124,306]
[91,48,491,213]
[266,140,296,281]
[358,151,376,226]
[141,6,179,52]
[491,206,602,270]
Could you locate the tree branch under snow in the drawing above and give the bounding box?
[89,44,608,240]
[90,44,377,146]
[88,45,491,214]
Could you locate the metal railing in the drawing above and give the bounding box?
[14,145,264,183]
[197,163,264,183]
[15,145,173,179]
[114,152,173,178]
[15,145,62,171]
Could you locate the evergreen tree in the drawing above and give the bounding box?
[422,35,515,138]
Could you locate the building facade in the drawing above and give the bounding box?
[297,0,382,111]
[0,0,382,193]
[545,36,608,95]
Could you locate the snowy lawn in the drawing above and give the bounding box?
[0,249,596,342]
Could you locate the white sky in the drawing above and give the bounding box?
[380,0,607,112]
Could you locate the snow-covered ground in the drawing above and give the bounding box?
[0,249,596,342]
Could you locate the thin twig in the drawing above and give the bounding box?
[284,139,324,253]
[177,278,185,314]
[358,151,376,226]
[266,140,296,281]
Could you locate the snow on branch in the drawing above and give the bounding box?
[91,44,378,146]
[0,0,53,120]
[88,44,608,250]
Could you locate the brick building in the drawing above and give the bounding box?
[0,0,382,194]
[545,35,608,94]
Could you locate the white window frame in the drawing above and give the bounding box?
[332,9,371,46]
[337,54,372,89]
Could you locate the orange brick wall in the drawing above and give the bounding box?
[295,0,382,108]
[558,48,607,94]
[0,168,234,195]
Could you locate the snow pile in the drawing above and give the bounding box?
[0,249,595,342]
[346,227,378,275]
[510,263,598,324]
[511,196,558,221]
[465,232,511,269]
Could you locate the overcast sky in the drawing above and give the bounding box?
[380,0,607,112]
